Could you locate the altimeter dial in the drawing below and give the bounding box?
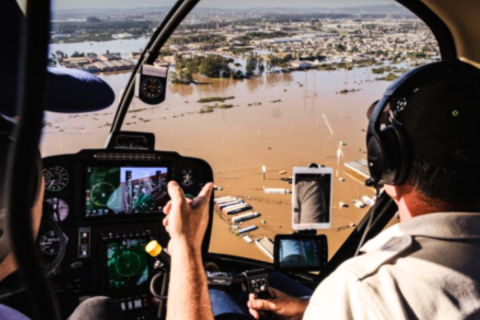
[39,230,68,256]
[43,166,69,192]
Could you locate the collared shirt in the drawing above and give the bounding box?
[303,212,480,320]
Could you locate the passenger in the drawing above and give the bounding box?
[164,60,480,320]
[0,1,119,318]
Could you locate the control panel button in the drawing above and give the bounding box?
[134,299,142,309]
[78,227,91,258]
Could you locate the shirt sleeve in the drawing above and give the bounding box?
[0,304,31,320]
[303,268,384,320]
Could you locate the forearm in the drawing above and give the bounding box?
[167,241,214,320]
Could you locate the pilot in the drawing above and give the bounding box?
[163,59,480,320]
[0,0,121,318]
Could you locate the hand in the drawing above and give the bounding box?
[163,181,213,254]
[247,287,309,320]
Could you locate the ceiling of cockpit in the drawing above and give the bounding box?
[421,0,480,67]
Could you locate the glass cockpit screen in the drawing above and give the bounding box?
[107,239,149,289]
[86,166,168,217]
[275,236,327,271]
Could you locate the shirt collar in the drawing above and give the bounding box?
[361,212,480,253]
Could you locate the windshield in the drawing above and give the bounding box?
[43,0,440,263]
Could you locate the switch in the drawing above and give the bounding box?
[134,299,142,309]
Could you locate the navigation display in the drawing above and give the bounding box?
[274,235,327,271]
[107,239,149,289]
[86,166,168,217]
[278,238,321,268]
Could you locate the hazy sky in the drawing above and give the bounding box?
[52,0,392,11]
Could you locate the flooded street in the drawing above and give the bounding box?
[42,45,404,261]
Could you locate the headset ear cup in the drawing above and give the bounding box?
[378,126,402,185]
[367,136,387,184]
[391,124,412,186]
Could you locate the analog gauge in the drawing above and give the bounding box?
[141,77,163,99]
[91,182,116,207]
[181,169,194,187]
[44,263,62,278]
[39,230,69,256]
[43,166,69,192]
[44,198,69,222]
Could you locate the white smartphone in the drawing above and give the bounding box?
[292,166,333,230]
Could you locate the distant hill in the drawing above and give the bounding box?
[52,4,414,19]
[336,4,413,14]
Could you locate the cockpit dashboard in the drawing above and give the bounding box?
[39,149,213,319]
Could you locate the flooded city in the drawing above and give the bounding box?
[43,36,429,261]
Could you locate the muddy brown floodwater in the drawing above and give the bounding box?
[42,65,402,262]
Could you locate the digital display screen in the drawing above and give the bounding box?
[85,166,168,217]
[277,238,324,270]
[293,171,332,229]
[107,239,149,289]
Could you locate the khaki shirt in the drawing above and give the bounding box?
[303,212,480,320]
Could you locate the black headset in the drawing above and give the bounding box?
[366,59,480,187]
[0,114,42,263]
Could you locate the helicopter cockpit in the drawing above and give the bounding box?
[2,0,479,319]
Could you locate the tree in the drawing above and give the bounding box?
[245,54,258,78]
[86,16,101,22]
[259,62,265,74]
[336,44,346,52]
[71,51,85,57]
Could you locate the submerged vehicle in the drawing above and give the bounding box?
[1,0,478,319]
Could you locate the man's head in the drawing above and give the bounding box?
[0,115,44,281]
[0,0,115,279]
[367,60,480,214]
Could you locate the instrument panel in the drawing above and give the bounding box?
[39,149,214,319]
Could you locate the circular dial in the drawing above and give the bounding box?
[115,251,141,277]
[181,169,194,187]
[91,182,116,207]
[44,198,69,222]
[141,77,163,99]
[44,263,62,278]
[43,166,69,192]
[39,230,68,256]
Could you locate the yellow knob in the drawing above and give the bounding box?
[146,240,163,257]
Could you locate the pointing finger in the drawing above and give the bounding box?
[198,182,214,199]
[167,181,186,205]
[191,183,213,209]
